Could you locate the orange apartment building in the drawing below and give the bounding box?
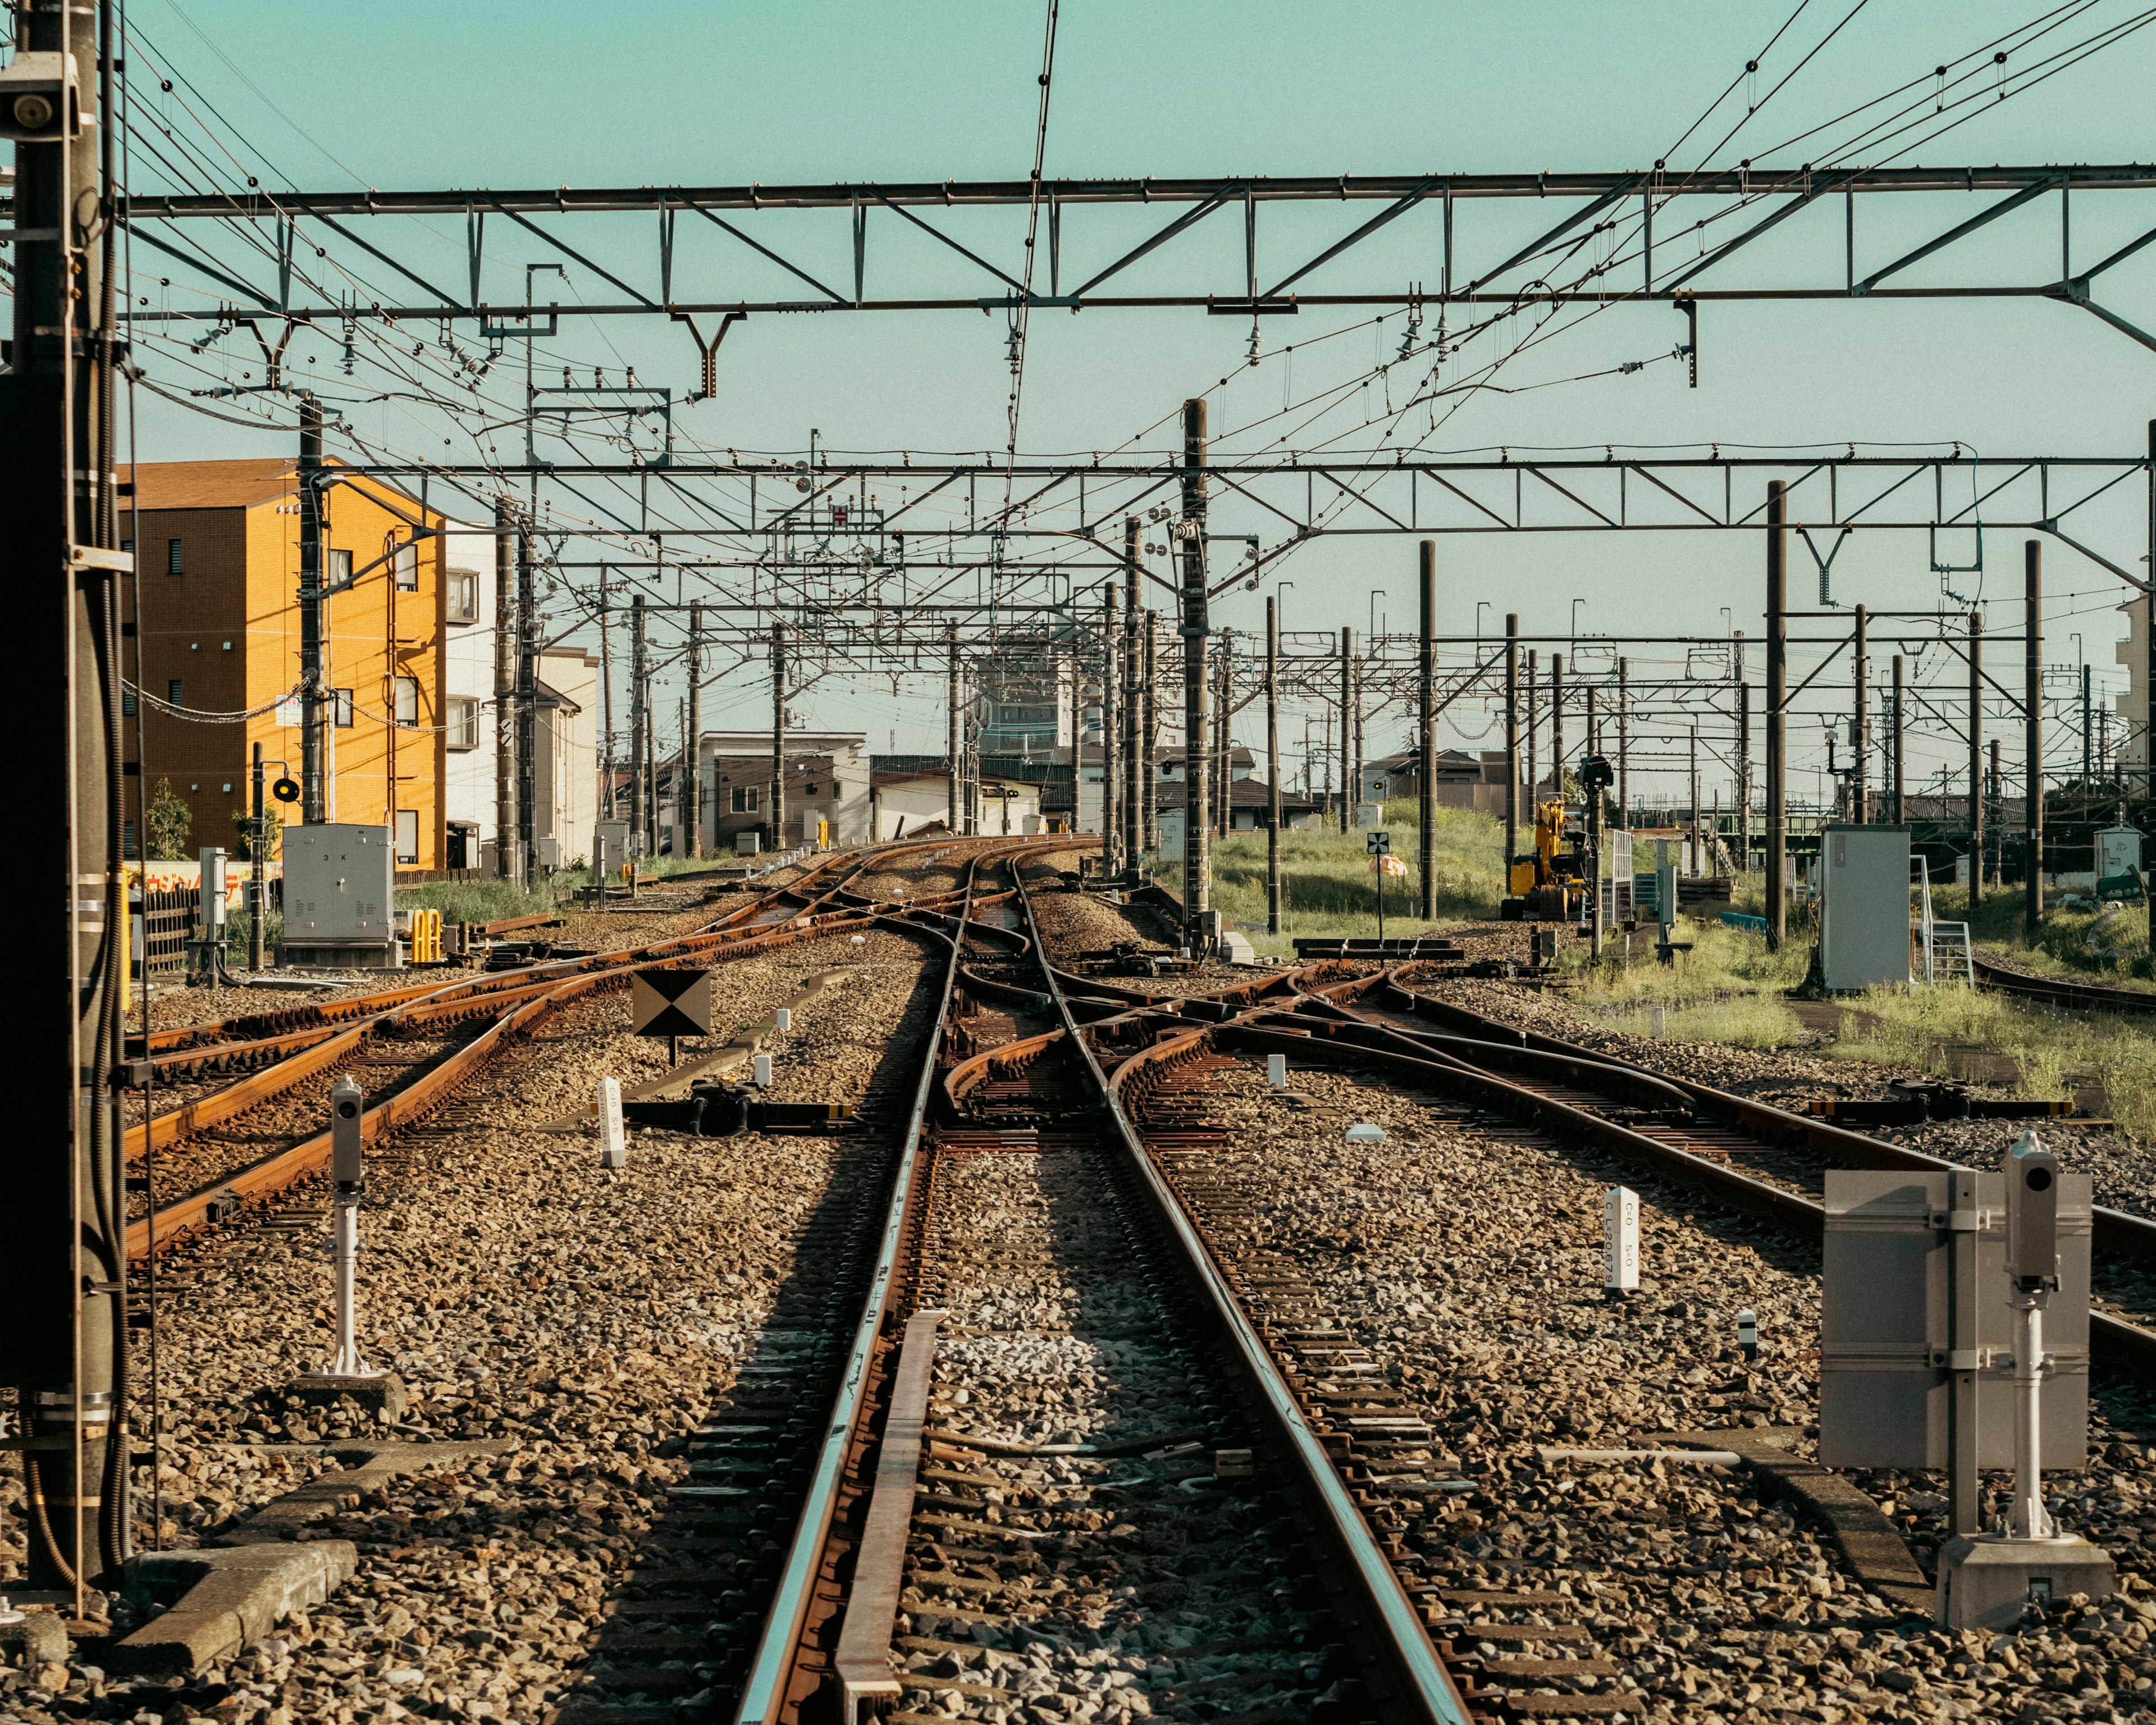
[118,459,449,868]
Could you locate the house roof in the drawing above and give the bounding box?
[118,458,437,519]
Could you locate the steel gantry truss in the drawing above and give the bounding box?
[93,166,2156,349]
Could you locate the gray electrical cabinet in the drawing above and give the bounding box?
[281,823,400,968]
[1819,823,1911,991]
[1820,1170,2090,1471]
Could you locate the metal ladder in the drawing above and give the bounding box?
[1930,919,1976,984]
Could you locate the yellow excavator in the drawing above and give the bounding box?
[1500,798,1588,921]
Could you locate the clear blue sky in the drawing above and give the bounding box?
[104,0,2156,804]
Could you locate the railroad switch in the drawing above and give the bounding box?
[621,1080,854,1138]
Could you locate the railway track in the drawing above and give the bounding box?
[1972,952,2156,1015]
[124,837,1046,1261]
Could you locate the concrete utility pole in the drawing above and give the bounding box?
[1689,725,1701,871]
[771,620,788,852]
[1349,642,1363,830]
[6,0,124,1596]
[1990,738,2004,887]
[1852,604,1869,824]
[2082,663,2093,790]
[1524,649,1539,805]
[1143,612,1159,855]
[1178,399,1213,944]
[1102,582,1120,873]
[1970,607,1984,912]
[1216,628,1235,838]
[2026,540,2044,932]
[516,517,538,883]
[1266,596,1282,935]
[1588,683,1603,960]
[492,497,516,877]
[1418,541,1438,921]
[1504,615,1521,877]
[1337,628,1353,834]
[300,395,327,825]
[1615,656,1629,827]
[1550,653,1565,796]
[1738,679,1753,866]
[627,594,647,859]
[1893,655,1906,826]
[684,602,702,857]
[597,569,614,828]
[947,621,960,837]
[1765,481,1789,950]
[1123,523,1143,873]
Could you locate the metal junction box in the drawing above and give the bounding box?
[1820,1170,2090,1471]
[1819,823,1911,991]
[281,823,400,967]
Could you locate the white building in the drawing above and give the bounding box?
[870,772,1041,839]
[698,730,871,851]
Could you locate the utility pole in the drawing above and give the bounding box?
[1893,655,1907,825]
[771,620,788,852]
[1615,656,1629,827]
[1689,726,1701,873]
[1418,541,1437,921]
[1143,612,1159,856]
[1738,679,1753,867]
[1990,739,2004,887]
[249,743,267,971]
[1524,649,1539,805]
[1765,481,1789,950]
[947,621,961,837]
[1550,653,1565,797]
[6,0,124,1599]
[1178,399,1213,945]
[1588,684,1602,959]
[515,517,537,883]
[1349,640,1363,830]
[2146,419,2155,955]
[1266,596,1282,935]
[1123,521,1143,873]
[2026,540,2044,932]
[1503,614,1520,878]
[1102,582,1120,873]
[2082,662,2093,791]
[1970,607,1984,912]
[492,498,516,877]
[684,602,702,857]
[1216,628,1235,838]
[1337,627,1353,834]
[598,569,614,827]
[300,395,327,826]
[1852,604,1869,824]
[628,594,647,860]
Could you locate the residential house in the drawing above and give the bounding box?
[698,730,870,851]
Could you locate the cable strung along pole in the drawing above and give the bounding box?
[493,496,517,878]
[771,619,788,854]
[1418,540,1438,921]
[1177,398,1213,947]
[1503,614,1520,882]
[1765,480,1789,950]
[2026,540,2044,932]
[1267,595,1282,935]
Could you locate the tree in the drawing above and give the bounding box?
[145,779,191,861]
[233,802,282,862]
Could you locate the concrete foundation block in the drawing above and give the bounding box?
[0,1609,70,1667]
[284,1371,409,1422]
[110,1541,357,1674]
[1936,1533,2114,1628]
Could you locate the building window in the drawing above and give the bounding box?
[332,688,353,728]
[327,548,352,587]
[447,696,481,750]
[395,809,419,865]
[122,687,135,717]
[394,677,419,727]
[394,544,418,591]
[805,783,820,797]
[122,819,137,859]
[166,678,182,706]
[166,538,183,575]
[121,539,134,553]
[730,785,760,813]
[446,570,480,622]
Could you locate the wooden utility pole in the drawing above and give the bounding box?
[1178,399,1213,943]
[2026,540,2044,931]
[1418,541,1437,920]
[1266,596,1282,934]
[684,602,703,856]
[1503,614,1520,877]
[771,620,787,853]
[1765,481,1788,948]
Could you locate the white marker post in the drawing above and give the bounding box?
[1267,1052,1287,1090]
[775,1007,792,1033]
[597,1076,628,1169]
[1604,1186,1640,1297]
[753,1053,774,1088]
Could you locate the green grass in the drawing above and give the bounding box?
[1927,881,2155,991]
[1194,800,1505,956]
[1568,916,1812,1009]
[394,878,555,923]
[1605,994,1808,1048]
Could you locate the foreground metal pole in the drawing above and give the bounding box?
[1765,481,1788,950]
[1504,614,1520,886]
[1266,596,1282,936]
[1418,540,1437,920]
[2026,540,2044,932]
[1178,399,1212,944]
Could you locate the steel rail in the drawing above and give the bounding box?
[1972,953,2156,1015]
[729,838,1066,1724]
[1010,882,1473,1723]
